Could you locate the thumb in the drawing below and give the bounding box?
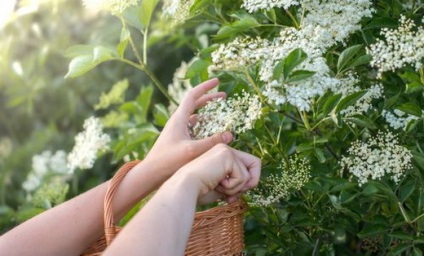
[194,131,233,154]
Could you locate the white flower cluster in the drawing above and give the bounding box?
[193,91,262,139]
[340,131,413,186]
[301,0,374,44]
[162,0,194,25]
[83,0,139,15]
[249,155,311,206]
[241,0,300,13]
[167,60,194,113]
[211,1,374,111]
[340,84,384,116]
[382,109,420,130]
[209,37,270,73]
[367,15,424,78]
[67,117,111,173]
[22,150,69,192]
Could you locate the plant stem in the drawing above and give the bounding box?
[285,9,299,29]
[312,238,321,256]
[299,110,311,130]
[117,58,177,105]
[397,202,411,223]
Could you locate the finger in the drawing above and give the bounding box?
[234,150,261,189]
[195,91,226,109]
[219,160,250,195]
[176,78,220,117]
[226,192,243,204]
[192,131,233,153]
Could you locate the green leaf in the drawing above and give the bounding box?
[153,104,170,127]
[413,247,423,256]
[215,12,260,40]
[345,115,377,129]
[139,0,160,28]
[117,27,130,58]
[400,179,416,202]
[389,232,414,241]
[334,90,366,113]
[396,103,422,117]
[390,243,411,255]
[337,44,363,72]
[136,85,154,123]
[186,59,210,79]
[357,224,388,238]
[65,55,97,78]
[314,148,326,163]
[286,70,316,83]
[283,48,308,79]
[93,46,117,62]
[322,93,342,116]
[64,44,95,58]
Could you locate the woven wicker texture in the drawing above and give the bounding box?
[81,160,247,256]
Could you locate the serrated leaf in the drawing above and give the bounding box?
[400,179,416,202]
[93,46,117,62]
[391,243,411,255]
[389,232,414,241]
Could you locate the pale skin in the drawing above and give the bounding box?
[0,78,261,256]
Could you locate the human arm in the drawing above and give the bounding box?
[0,79,233,256]
[103,144,261,256]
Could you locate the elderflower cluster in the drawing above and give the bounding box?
[193,91,262,139]
[249,155,311,206]
[22,150,69,192]
[67,117,111,173]
[340,84,384,116]
[209,37,270,73]
[162,0,194,25]
[402,0,423,10]
[301,0,374,44]
[82,0,138,16]
[382,109,420,130]
[367,15,424,78]
[340,131,412,186]
[167,60,194,113]
[241,0,299,13]
[210,1,373,111]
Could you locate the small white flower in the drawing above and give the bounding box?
[167,59,195,113]
[340,131,412,186]
[193,91,262,139]
[249,154,311,206]
[67,117,111,173]
[367,15,424,78]
[162,0,195,25]
[241,0,300,13]
[383,109,420,130]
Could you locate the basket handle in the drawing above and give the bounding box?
[103,160,141,246]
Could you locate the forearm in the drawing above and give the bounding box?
[0,159,170,256]
[103,170,200,256]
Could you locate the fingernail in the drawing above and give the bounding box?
[221,131,233,143]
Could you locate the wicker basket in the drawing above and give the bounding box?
[81,160,248,256]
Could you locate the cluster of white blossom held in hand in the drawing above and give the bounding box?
[167,0,422,205]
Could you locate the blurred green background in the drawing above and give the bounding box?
[0,0,190,232]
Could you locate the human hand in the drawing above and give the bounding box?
[177,144,261,204]
[144,78,233,179]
